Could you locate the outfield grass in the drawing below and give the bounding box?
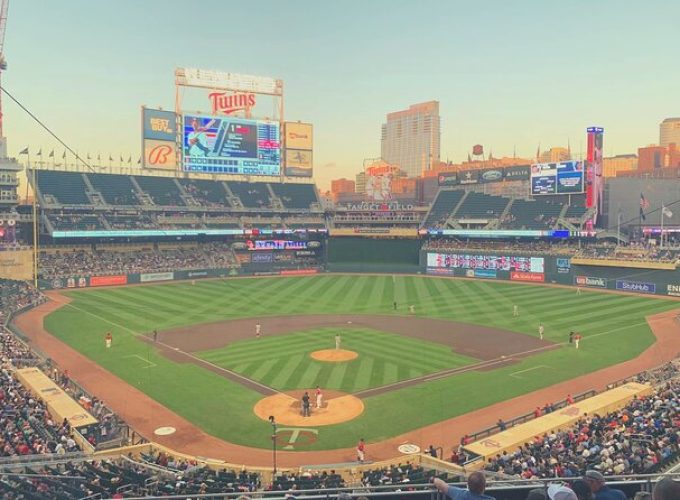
[198,327,476,392]
[42,275,678,450]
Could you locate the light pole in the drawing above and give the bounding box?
[269,415,277,477]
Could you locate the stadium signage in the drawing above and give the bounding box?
[208,91,257,115]
[556,258,571,274]
[90,275,128,287]
[667,284,680,297]
[510,271,545,282]
[437,172,458,186]
[575,275,606,288]
[140,272,174,283]
[480,169,503,183]
[615,280,656,294]
[343,202,415,211]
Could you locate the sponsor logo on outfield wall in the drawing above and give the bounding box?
[556,258,571,274]
[616,280,656,294]
[90,275,128,287]
[426,267,455,276]
[510,271,545,282]
[280,269,319,276]
[575,275,606,288]
[140,272,175,283]
[667,284,680,297]
[474,269,497,279]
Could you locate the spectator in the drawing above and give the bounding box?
[652,477,680,500]
[433,471,495,499]
[584,470,626,500]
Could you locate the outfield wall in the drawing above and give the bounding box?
[419,250,680,298]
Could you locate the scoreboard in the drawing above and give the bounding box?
[183,114,280,176]
[531,161,584,195]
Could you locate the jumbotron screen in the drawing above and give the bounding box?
[182,114,280,176]
[427,252,545,273]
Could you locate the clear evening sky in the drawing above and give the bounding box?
[5,0,679,189]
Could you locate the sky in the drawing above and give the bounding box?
[4,0,680,190]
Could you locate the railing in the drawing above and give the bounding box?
[0,451,90,471]
[463,390,595,443]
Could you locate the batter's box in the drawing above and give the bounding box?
[123,354,157,369]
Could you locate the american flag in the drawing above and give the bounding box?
[640,193,650,221]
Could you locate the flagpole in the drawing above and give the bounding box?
[661,204,664,249]
[31,155,39,288]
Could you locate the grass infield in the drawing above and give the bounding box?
[43,275,676,450]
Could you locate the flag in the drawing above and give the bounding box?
[109,155,113,162]
[640,193,649,221]
[62,151,66,159]
[137,157,141,165]
[19,147,28,155]
[37,149,42,156]
[127,155,132,164]
[120,154,124,163]
[536,144,541,161]
[48,150,54,158]
[662,206,673,218]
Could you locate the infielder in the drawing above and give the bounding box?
[105,332,112,349]
[513,305,519,317]
[255,323,261,339]
[538,323,544,340]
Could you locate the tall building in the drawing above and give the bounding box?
[603,154,637,177]
[638,145,666,171]
[660,117,680,148]
[380,101,440,178]
[355,172,366,194]
[538,147,571,163]
[330,178,355,201]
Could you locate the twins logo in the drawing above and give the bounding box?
[148,144,173,165]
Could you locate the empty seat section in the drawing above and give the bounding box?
[505,198,563,229]
[178,179,230,207]
[456,192,509,218]
[423,190,465,227]
[270,183,318,209]
[35,171,90,204]
[227,181,271,208]
[134,176,185,206]
[88,173,138,205]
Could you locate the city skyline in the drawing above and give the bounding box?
[4,0,679,189]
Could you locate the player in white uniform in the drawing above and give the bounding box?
[538,323,544,340]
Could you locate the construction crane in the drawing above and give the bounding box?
[0,0,9,149]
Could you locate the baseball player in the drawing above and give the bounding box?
[316,386,323,408]
[255,323,261,339]
[538,323,544,340]
[513,305,519,317]
[356,438,366,463]
[574,333,582,349]
[105,332,113,349]
[335,334,341,350]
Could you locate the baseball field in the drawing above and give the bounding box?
[41,274,676,451]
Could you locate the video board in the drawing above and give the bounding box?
[183,114,280,175]
[427,252,544,273]
[531,160,584,195]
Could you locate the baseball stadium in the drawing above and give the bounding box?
[2,4,680,500]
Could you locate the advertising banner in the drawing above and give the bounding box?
[504,165,530,180]
[284,122,313,150]
[251,252,274,263]
[140,272,175,283]
[426,267,455,276]
[280,269,319,276]
[556,258,571,274]
[90,275,128,287]
[575,275,606,288]
[479,168,504,184]
[182,114,281,176]
[142,108,177,141]
[427,252,544,273]
[586,127,604,219]
[474,269,497,279]
[458,170,479,185]
[667,284,680,297]
[0,250,34,280]
[143,139,178,170]
[285,149,313,177]
[615,280,656,294]
[65,276,88,288]
[437,172,458,186]
[510,271,545,282]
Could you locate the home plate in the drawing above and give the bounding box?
[154,426,176,436]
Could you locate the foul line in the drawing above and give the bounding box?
[124,354,157,369]
[50,297,280,395]
[510,365,548,378]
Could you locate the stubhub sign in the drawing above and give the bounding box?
[615,280,656,294]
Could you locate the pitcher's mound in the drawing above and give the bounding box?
[254,390,364,426]
[310,349,358,362]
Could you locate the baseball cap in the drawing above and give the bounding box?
[585,470,605,482]
[547,484,577,500]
